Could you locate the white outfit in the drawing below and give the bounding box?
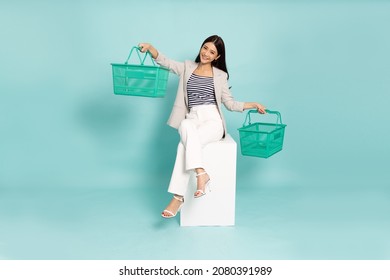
[168,105,223,195]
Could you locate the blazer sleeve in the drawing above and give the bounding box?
[154,52,185,76]
[220,73,245,112]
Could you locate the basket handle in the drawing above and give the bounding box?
[243,109,283,126]
[124,46,156,66]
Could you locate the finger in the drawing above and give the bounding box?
[138,43,145,52]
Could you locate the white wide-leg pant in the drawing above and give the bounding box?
[167,105,224,196]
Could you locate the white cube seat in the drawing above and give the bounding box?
[180,134,237,226]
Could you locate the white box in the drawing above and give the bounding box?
[180,134,236,226]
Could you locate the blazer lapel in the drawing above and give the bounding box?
[213,67,223,102]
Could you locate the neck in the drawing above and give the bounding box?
[197,62,212,71]
[198,61,212,68]
[194,62,214,77]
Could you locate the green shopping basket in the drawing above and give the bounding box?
[111,46,169,98]
[238,109,287,158]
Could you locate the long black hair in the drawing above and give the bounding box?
[195,35,229,79]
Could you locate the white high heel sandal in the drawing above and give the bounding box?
[161,195,184,218]
[194,171,211,198]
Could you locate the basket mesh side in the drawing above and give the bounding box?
[239,123,285,158]
[112,64,169,97]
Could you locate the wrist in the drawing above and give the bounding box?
[244,102,256,110]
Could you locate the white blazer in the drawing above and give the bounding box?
[155,53,244,136]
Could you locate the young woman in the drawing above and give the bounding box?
[138,35,266,218]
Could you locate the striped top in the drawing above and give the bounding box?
[187,73,217,109]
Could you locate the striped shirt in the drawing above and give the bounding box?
[187,73,216,109]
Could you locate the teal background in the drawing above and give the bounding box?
[1,0,389,259]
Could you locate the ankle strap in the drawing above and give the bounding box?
[173,195,184,202]
[196,171,207,177]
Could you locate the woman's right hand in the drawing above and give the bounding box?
[138,43,158,59]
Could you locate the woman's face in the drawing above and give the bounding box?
[199,42,220,64]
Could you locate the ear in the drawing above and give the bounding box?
[215,55,221,61]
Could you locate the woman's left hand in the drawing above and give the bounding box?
[244,102,267,114]
[254,102,267,114]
